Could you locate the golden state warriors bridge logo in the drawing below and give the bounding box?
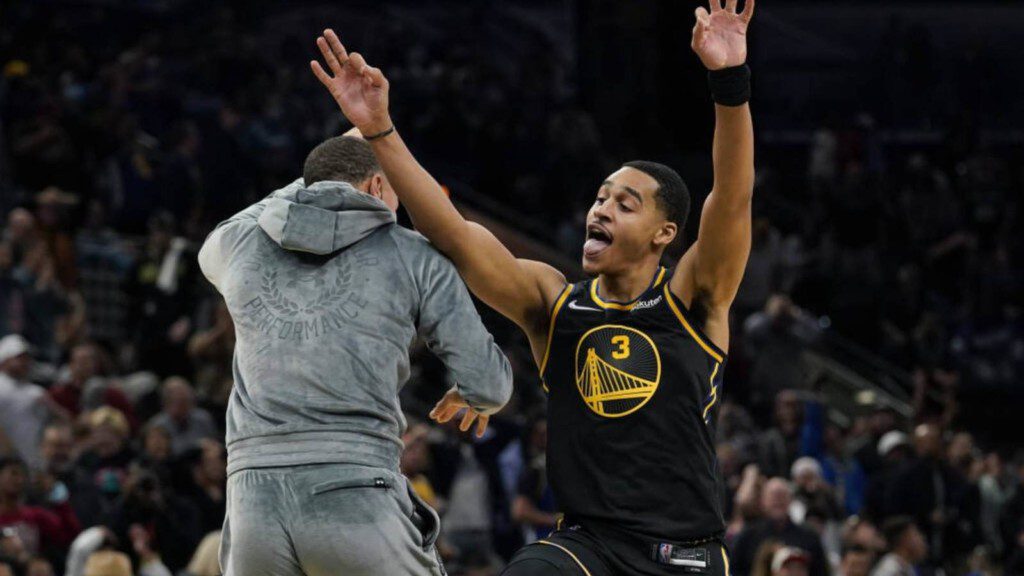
[574,325,661,418]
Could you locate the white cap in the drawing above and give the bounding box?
[878,430,910,457]
[0,334,31,364]
[771,547,810,573]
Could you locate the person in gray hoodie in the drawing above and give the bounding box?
[197,135,513,576]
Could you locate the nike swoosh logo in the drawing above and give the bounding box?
[568,300,602,312]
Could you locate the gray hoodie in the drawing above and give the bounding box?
[198,179,512,475]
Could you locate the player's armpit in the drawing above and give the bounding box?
[449,222,567,334]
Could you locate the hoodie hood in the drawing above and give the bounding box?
[258,179,395,254]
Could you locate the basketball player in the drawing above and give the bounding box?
[310,0,755,572]
[198,135,512,575]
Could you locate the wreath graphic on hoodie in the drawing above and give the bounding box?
[260,260,353,316]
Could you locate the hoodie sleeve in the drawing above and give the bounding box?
[409,243,513,415]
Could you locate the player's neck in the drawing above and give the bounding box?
[597,261,661,303]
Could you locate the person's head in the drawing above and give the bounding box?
[141,423,172,462]
[913,423,943,460]
[882,516,927,563]
[791,457,823,492]
[947,431,975,468]
[88,407,130,457]
[302,136,398,212]
[40,423,74,473]
[400,423,431,476]
[771,547,810,576]
[6,207,36,244]
[877,430,911,464]
[68,342,100,385]
[0,561,13,576]
[838,544,874,576]
[762,477,794,523]
[0,334,32,380]
[581,161,689,275]
[25,556,54,576]
[842,516,886,553]
[162,376,195,421]
[823,419,852,454]
[147,211,176,253]
[194,440,226,486]
[773,390,803,435]
[0,456,27,501]
[83,550,132,576]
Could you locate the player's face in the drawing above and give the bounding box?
[582,167,676,275]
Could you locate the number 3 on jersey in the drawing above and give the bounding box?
[611,335,630,359]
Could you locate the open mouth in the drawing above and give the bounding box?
[584,224,613,258]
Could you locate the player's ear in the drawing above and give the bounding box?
[653,221,677,249]
[368,173,385,200]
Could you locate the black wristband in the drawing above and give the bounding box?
[708,64,751,107]
[364,125,395,141]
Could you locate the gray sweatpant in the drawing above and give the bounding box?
[220,464,445,576]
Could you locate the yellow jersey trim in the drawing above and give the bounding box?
[539,283,575,391]
[537,540,593,576]
[590,267,666,311]
[653,266,667,287]
[662,284,725,363]
[722,546,731,576]
[702,362,722,422]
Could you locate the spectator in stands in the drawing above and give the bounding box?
[146,377,217,456]
[0,456,79,566]
[759,391,805,478]
[863,430,912,522]
[103,466,200,572]
[791,457,843,525]
[0,335,64,470]
[852,406,899,476]
[34,424,103,530]
[82,550,132,576]
[177,440,226,534]
[74,407,134,502]
[871,516,927,576]
[135,423,174,488]
[511,416,556,543]
[838,544,874,576]
[770,546,811,576]
[186,300,235,408]
[400,423,439,509]
[887,423,980,566]
[732,477,828,576]
[801,397,866,516]
[124,213,197,377]
[50,342,137,428]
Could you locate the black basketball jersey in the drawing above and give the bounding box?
[540,266,727,542]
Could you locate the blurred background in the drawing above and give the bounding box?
[1,1,1022,575]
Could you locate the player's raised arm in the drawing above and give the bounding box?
[310,30,564,335]
[671,0,756,346]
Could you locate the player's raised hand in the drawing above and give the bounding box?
[311,29,392,134]
[429,388,490,438]
[691,0,755,70]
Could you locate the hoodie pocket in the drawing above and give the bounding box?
[406,482,441,551]
[311,476,391,495]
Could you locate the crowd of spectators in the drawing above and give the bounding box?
[2,2,1023,576]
